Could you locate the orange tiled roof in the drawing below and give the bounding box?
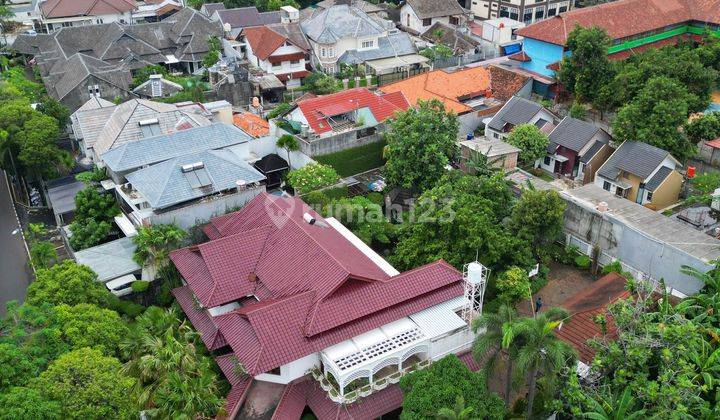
[516,0,720,46]
[379,66,492,114]
[233,112,269,138]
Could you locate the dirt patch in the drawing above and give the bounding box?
[517,261,598,317]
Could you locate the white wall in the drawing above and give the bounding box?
[255,352,320,384]
[429,327,474,360]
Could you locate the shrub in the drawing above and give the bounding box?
[601,261,623,275]
[267,102,292,119]
[569,101,588,119]
[496,266,532,303]
[575,255,591,269]
[303,190,330,209]
[131,280,150,293]
[113,300,145,318]
[366,192,384,207]
[286,163,340,194]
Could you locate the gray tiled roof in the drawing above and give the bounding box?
[339,31,416,64]
[74,237,140,282]
[102,123,254,173]
[302,4,390,44]
[597,141,670,181]
[405,0,464,19]
[487,96,543,131]
[215,7,280,30]
[548,116,600,153]
[645,166,673,192]
[579,140,604,164]
[45,53,133,101]
[125,148,265,209]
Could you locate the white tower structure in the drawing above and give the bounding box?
[462,261,489,323]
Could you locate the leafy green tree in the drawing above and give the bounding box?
[383,99,459,193]
[0,386,61,420]
[496,266,531,304]
[580,388,647,420]
[29,240,58,270]
[612,76,695,161]
[685,111,720,143]
[687,172,720,205]
[569,102,588,119]
[36,97,70,128]
[502,308,575,419]
[202,37,221,68]
[508,189,566,258]
[472,303,517,406]
[399,354,505,420]
[32,347,137,419]
[0,343,37,391]
[265,0,299,10]
[276,133,299,168]
[26,260,109,307]
[420,44,453,61]
[54,304,128,356]
[436,396,479,420]
[267,102,292,119]
[303,72,339,94]
[69,187,119,250]
[121,307,224,417]
[505,124,550,167]
[14,113,67,178]
[324,196,394,248]
[391,172,533,271]
[75,165,107,184]
[132,224,186,272]
[286,163,340,194]
[558,26,615,103]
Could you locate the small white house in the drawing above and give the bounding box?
[400,0,466,34]
[240,22,310,88]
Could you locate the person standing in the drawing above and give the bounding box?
[534,296,543,314]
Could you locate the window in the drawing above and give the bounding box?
[320,47,326,58]
[603,181,611,191]
[493,132,499,139]
[422,18,431,26]
[449,16,459,25]
[535,7,544,20]
[548,6,557,16]
[523,8,533,22]
[646,191,653,202]
[500,6,519,20]
[361,40,374,49]
[272,62,282,68]
[544,156,551,165]
[290,59,300,65]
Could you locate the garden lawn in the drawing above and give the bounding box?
[315,140,386,177]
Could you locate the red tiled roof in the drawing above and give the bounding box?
[243,26,288,61]
[271,380,308,420]
[224,378,252,418]
[296,88,410,134]
[41,0,136,18]
[233,112,270,138]
[555,272,630,363]
[706,138,720,149]
[172,286,227,350]
[516,0,720,46]
[509,51,531,62]
[275,70,311,82]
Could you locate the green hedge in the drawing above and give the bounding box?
[315,140,386,177]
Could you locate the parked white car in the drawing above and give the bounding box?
[105,274,137,297]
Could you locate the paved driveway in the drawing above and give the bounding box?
[0,171,32,315]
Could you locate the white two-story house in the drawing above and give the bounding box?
[300,3,418,74]
[238,19,311,88]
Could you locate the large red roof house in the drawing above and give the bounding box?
[170,192,488,419]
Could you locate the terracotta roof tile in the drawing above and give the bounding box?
[233,112,269,138]
[224,378,252,418]
[296,88,410,135]
[516,0,720,46]
[172,286,227,350]
[242,26,288,61]
[508,51,531,62]
[41,0,136,19]
[555,272,630,363]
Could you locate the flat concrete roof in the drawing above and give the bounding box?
[460,138,520,157]
[561,184,720,264]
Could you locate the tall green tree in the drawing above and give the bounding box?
[505,124,550,167]
[436,396,479,420]
[276,133,299,169]
[132,224,186,279]
[383,99,459,193]
[612,76,696,161]
[391,172,533,271]
[54,303,128,357]
[472,303,518,406]
[399,354,505,420]
[0,386,61,420]
[26,260,109,307]
[685,111,720,143]
[69,187,119,250]
[502,308,575,419]
[31,347,137,420]
[508,189,566,258]
[558,26,615,103]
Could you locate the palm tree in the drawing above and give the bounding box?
[132,224,186,280]
[502,307,576,419]
[581,388,646,420]
[472,303,517,406]
[276,134,299,169]
[436,396,479,420]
